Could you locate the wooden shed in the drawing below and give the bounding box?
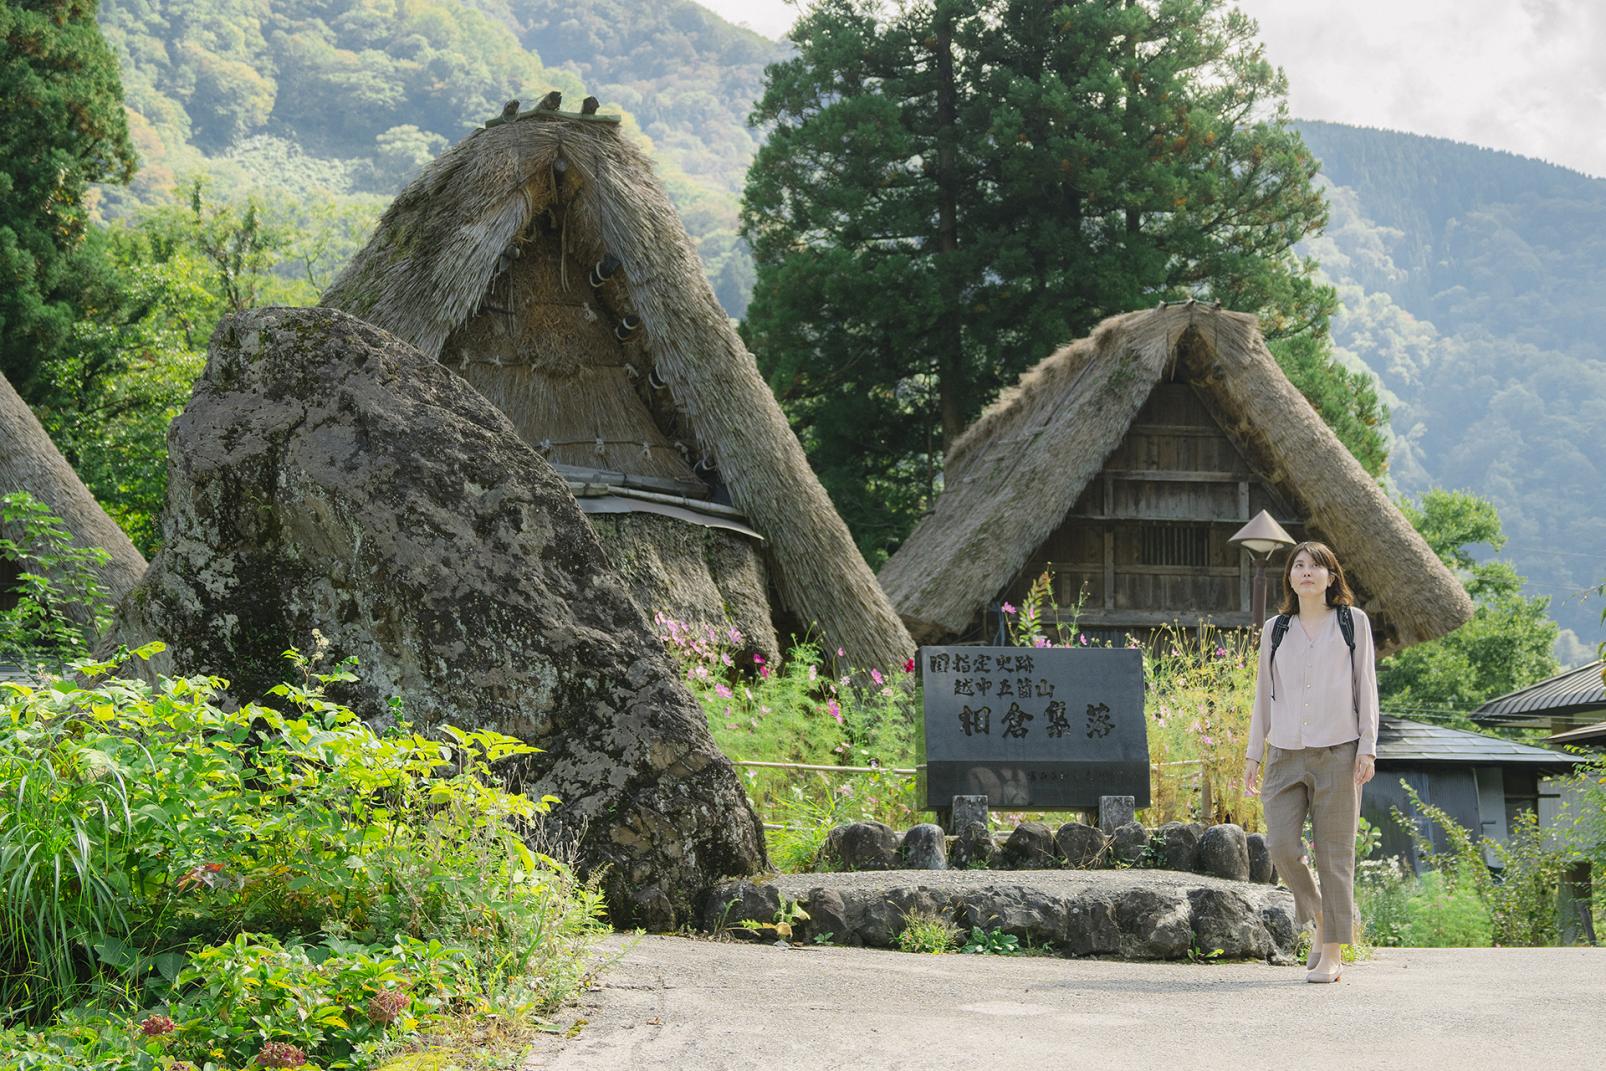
[878,304,1474,654]
[1369,716,1585,871]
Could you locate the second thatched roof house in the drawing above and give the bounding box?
[878,304,1474,655]
[322,102,912,672]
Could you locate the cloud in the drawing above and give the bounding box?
[1237,0,1606,176]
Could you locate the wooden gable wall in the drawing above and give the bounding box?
[1002,376,1307,632]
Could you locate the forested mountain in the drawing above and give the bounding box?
[1296,121,1606,647]
[93,0,763,312]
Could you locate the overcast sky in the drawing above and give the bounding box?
[700,0,1606,178]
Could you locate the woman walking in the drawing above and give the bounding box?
[1242,541,1379,982]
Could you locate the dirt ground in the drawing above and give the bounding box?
[525,934,1605,1070]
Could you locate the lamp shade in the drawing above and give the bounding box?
[1229,509,1295,557]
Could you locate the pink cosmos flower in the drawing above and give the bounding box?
[827,698,843,723]
[870,668,884,686]
[1078,633,1088,646]
[1033,637,1050,648]
[837,646,846,657]
[1002,601,1017,615]
[753,653,765,664]
[903,657,915,673]
[808,664,818,681]
[714,684,733,698]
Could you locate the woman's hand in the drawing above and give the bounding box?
[1354,753,1376,787]
[1243,758,1260,797]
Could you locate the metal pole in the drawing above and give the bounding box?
[1251,553,1267,629]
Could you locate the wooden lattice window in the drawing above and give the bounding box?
[1140,525,1207,567]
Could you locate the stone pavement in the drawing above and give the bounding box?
[527,934,1605,1070]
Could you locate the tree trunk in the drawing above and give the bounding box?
[933,9,966,449]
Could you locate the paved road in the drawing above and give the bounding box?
[527,935,1605,1070]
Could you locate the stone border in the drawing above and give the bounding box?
[824,819,1277,885]
[698,869,1300,963]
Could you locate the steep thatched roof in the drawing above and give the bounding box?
[322,110,913,671]
[1,370,147,606]
[879,304,1474,652]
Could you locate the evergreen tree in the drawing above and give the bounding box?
[742,0,1385,563]
[0,0,135,403]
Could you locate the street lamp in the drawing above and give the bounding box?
[1229,509,1295,631]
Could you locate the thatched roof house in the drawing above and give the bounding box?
[322,104,912,671]
[879,304,1473,655]
[2,369,146,611]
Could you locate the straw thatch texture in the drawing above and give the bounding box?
[323,114,913,671]
[590,513,778,657]
[879,305,1474,651]
[1,370,146,607]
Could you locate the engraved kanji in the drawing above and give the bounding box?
[1044,700,1070,738]
[1002,703,1033,739]
[959,705,992,737]
[1085,702,1113,738]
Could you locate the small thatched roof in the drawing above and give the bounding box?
[1,369,147,607]
[878,304,1474,652]
[322,110,913,671]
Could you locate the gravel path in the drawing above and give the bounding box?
[526,934,1605,1070]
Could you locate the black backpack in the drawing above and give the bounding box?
[1267,604,1355,701]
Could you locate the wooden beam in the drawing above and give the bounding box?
[1062,609,1257,627]
[1068,507,1258,523]
[1103,528,1115,610]
[1102,468,1247,483]
[1128,423,1221,438]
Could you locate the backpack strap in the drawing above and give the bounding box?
[1267,614,1292,699]
[1337,604,1357,707]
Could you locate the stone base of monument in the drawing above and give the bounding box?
[698,869,1300,963]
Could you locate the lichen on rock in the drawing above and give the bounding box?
[106,306,766,927]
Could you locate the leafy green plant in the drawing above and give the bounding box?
[0,491,113,668]
[1185,940,1225,963]
[0,642,606,1030]
[895,910,959,954]
[960,927,1020,955]
[1399,871,1494,947]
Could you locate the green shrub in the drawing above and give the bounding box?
[1356,855,1417,947]
[0,491,113,669]
[0,643,606,1043]
[1399,871,1494,947]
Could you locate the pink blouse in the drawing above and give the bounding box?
[1245,606,1380,763]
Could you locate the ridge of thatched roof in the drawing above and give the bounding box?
[322,113,914,671]
[1,370,147,607]
[878,304,1474,651]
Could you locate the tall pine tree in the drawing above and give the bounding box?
[0,0,135,403]
[742,0,1386,564]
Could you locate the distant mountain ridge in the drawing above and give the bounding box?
[1295,120,1606,649]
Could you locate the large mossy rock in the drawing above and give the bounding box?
[106,307,766,928]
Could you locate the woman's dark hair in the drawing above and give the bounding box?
[1276,540,1355,614]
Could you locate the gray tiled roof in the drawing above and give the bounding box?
[1471,660,1606,727]
[1546,720,1606,748]
[1377,716,1584,768]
